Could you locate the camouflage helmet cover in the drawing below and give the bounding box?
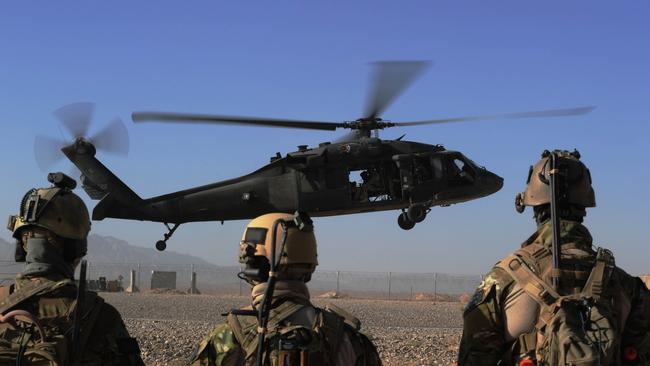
[515,150,596,212]
[240,213,318,278]
[9,187,91,241]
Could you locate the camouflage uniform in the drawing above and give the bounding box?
[2,175,144,365]
[188,282,381,366]
[0,274,144,365]
[458,220,650,366]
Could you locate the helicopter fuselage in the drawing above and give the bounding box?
[68,137,502,226]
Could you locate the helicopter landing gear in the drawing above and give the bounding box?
[397,212,415,230]
[407,204,427,223]
[156,223,180,251]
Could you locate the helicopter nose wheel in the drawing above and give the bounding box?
[407,204,427,223]
[397,212,416,230]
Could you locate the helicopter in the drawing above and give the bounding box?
[36,61,594,251]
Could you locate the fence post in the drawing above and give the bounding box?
[388,271,392,300]
[336,271,340,294]
[137,262,141,291]
[190,263,195,291]
[433,272,437,300]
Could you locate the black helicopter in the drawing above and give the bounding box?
[36,61,593,251]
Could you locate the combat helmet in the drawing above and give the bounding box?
[7,173,90,261]
[239,212,317,284]
[515,150,595,215]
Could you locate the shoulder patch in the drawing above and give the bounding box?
[463,272,501,315]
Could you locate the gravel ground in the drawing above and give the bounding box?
[103,293,463,366]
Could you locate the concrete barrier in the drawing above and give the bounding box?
[151,271,177,290]
[126,270,139,293]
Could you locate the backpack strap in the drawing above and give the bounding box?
[0,278,73,315]
[227,308,258,358]
[581,248,615,300]
[324,304,361,331]
[497,252,561,326]
[317,307,346,361]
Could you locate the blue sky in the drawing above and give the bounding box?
[1,1,648,274]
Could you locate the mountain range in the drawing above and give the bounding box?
[0,234,213,266]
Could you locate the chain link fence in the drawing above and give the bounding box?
[0,260,481,300]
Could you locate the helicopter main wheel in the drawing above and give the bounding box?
[155,240,167,251]
[407,204,427,223]
[398,212,416,230]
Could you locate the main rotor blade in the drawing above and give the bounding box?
[34,135,65,171]
[395,106,596,126]
[132,112,344,131]
[364,61,431,120]
[90,118,130,156]
[53,102,94,138]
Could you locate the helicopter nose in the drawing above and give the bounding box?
[478,170,503,196]
[486,171,504,194]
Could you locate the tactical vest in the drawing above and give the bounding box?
[227,300,380,366]
[497,242,625,366]
[0,278,104,366]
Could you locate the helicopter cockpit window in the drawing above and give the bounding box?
[451,157,476,184]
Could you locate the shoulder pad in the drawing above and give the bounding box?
[324,303,361,331]
[0,278,74,314]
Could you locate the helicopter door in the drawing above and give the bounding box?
[392,155,414,200]
[297,167,350,212]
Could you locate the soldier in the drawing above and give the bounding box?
[188,212,382,366]
[458,150,650,366]
[1,173,144,365]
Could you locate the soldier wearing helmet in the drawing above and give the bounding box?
[188,212,382,366]
[458,150,650,366]
[0,173,144,365]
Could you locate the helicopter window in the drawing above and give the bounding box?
[431,157,444,179]
[413,158,433,183]
[244,227,267,244]
[451,157,475,184]
[349,167,391,202]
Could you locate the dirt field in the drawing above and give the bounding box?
[103,292,463,366]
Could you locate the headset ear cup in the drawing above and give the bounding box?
[515,192,526,213]
[14,240,26,262]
